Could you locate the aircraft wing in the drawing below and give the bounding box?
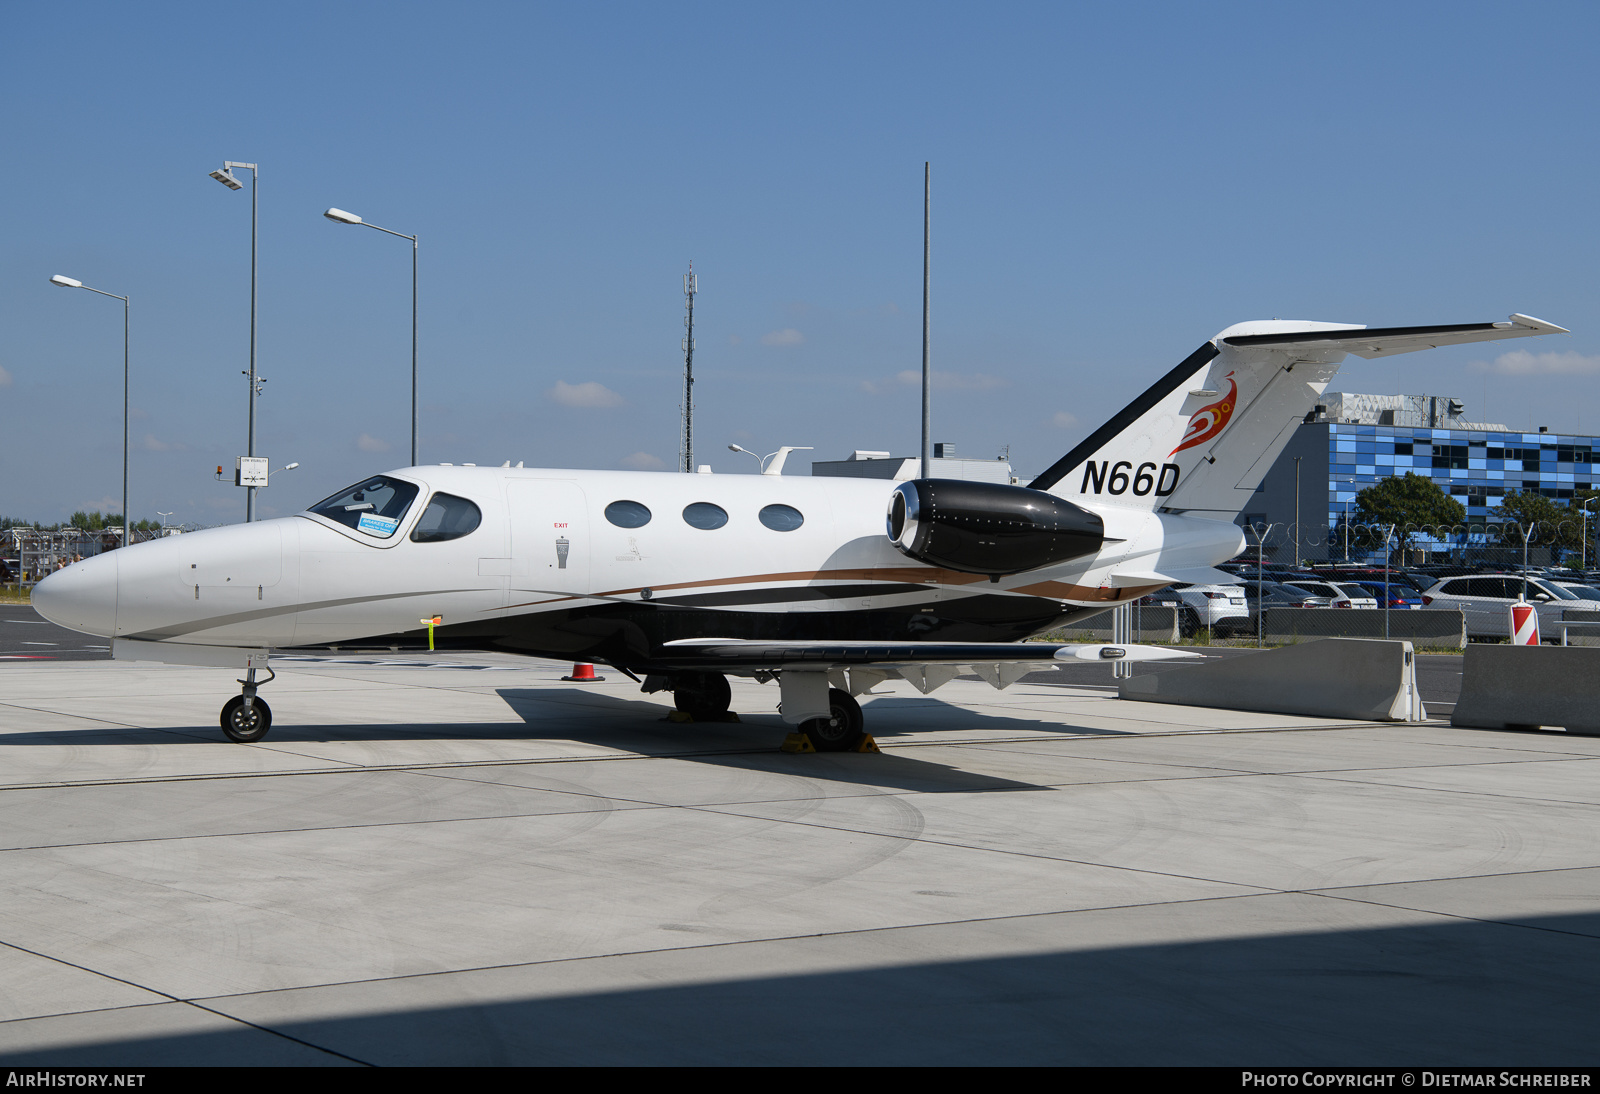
[1220,314,1567,359]
[660,637,1200,694]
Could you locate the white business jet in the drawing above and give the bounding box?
[34,313,1565,747]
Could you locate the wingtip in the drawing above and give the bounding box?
[1509,313,1570,335]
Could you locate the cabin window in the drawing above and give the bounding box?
[308,476,419,538]
[410,493,482,543]
[758,503,804,532]
[604,500,652,528]
[682,502,729,530]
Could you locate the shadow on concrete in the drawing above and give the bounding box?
[7,910,1596,1066]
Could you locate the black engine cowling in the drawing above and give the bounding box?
[886,479,1105,577]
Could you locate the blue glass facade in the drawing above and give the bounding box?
[1325,424,1595,540]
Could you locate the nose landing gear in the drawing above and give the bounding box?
[221,666,275,742]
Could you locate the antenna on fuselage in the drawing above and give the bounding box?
[680,263,697,473]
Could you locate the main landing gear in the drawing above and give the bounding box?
[221,665,274,743]
[799,688,864,753]
[672,671,733,721]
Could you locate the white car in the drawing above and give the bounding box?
[1420,574,1581,639]
[1281,579,1379,609]
[1166,582,1251,636]
[1552,582,1600,604]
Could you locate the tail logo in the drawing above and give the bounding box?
[1170,372,1237,456]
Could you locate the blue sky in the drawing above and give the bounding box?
[4,1,1598,524]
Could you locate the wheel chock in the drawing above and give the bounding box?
[781,732,817,753]
[855,735,881,753]
[667,709,696,723]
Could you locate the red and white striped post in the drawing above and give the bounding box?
[1509,602,1541,646]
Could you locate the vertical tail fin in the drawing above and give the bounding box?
[1032,315,1566,519]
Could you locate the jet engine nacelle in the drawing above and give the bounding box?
[886,478,1105,577]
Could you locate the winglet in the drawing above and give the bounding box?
[1505,314,1569,335]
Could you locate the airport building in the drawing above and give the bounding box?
[1246,391,1599,563]
[811,443,1018,485]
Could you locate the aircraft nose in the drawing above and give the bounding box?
[32,553,118,637]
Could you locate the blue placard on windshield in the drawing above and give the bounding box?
[357,513,400,537]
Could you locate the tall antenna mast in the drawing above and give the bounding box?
[681,262,697,473]
[921,162,931,479]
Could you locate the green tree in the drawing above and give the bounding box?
[1353,473,1466,557]
[1495,491,1585,552]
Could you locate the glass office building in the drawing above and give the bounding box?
[1242,393,1597,563]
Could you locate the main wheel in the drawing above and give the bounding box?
[801,688,864,752]
[673,671,732,721]
[221,695,272,742]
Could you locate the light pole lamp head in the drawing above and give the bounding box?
[323,208,363,225]
[49,275,83,288]
[209,167,244,190]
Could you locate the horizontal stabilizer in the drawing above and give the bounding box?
[1220,314,1567,359]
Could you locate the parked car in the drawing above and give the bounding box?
[1350,581,1424,610]
[1420,574,1582,639]
[1138,583,1249,637]
[1168,582,1251,637]
[1280,579,1379,609]
[1242,581,1333,632]
[1551,582,1600,604]
[1136,589,1201,638]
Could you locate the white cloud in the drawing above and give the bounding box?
[0,365,14,387]
[548,380,624,408]
[761,328,805,347]
[1052,411,1078,429]
[357,433,390,453]
[1474,350,1600,376]
[620,451,665,470]
[142,434,187,452]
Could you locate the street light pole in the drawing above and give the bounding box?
[323,208,419,466]
[1583,497,1598,572]
[209,161,260,521]
[49,276,130,549]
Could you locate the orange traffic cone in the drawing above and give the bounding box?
[562,662,605,682]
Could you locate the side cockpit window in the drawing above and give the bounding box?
[309,476,420,538]
[411,493,483,543]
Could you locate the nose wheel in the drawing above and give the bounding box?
[221,665,275,742]
[221,694,272,742]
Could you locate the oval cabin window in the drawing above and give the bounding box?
[604,500,652,529]
[758,504,804,532]
[682,502,729,530]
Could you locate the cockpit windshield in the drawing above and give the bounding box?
[308,476,420,538]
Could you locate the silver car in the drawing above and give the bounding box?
[1420,574,1580,639]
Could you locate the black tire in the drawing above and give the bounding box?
[1178,607,1200,639]
[221,695,272,742]
[801,688,864,752]
[672,672,732,720]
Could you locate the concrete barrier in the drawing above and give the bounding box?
[1260,608,1465,649]
[1064,606,1180,644]
[1118,638,1426,722]
[1450,645,1600,735]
